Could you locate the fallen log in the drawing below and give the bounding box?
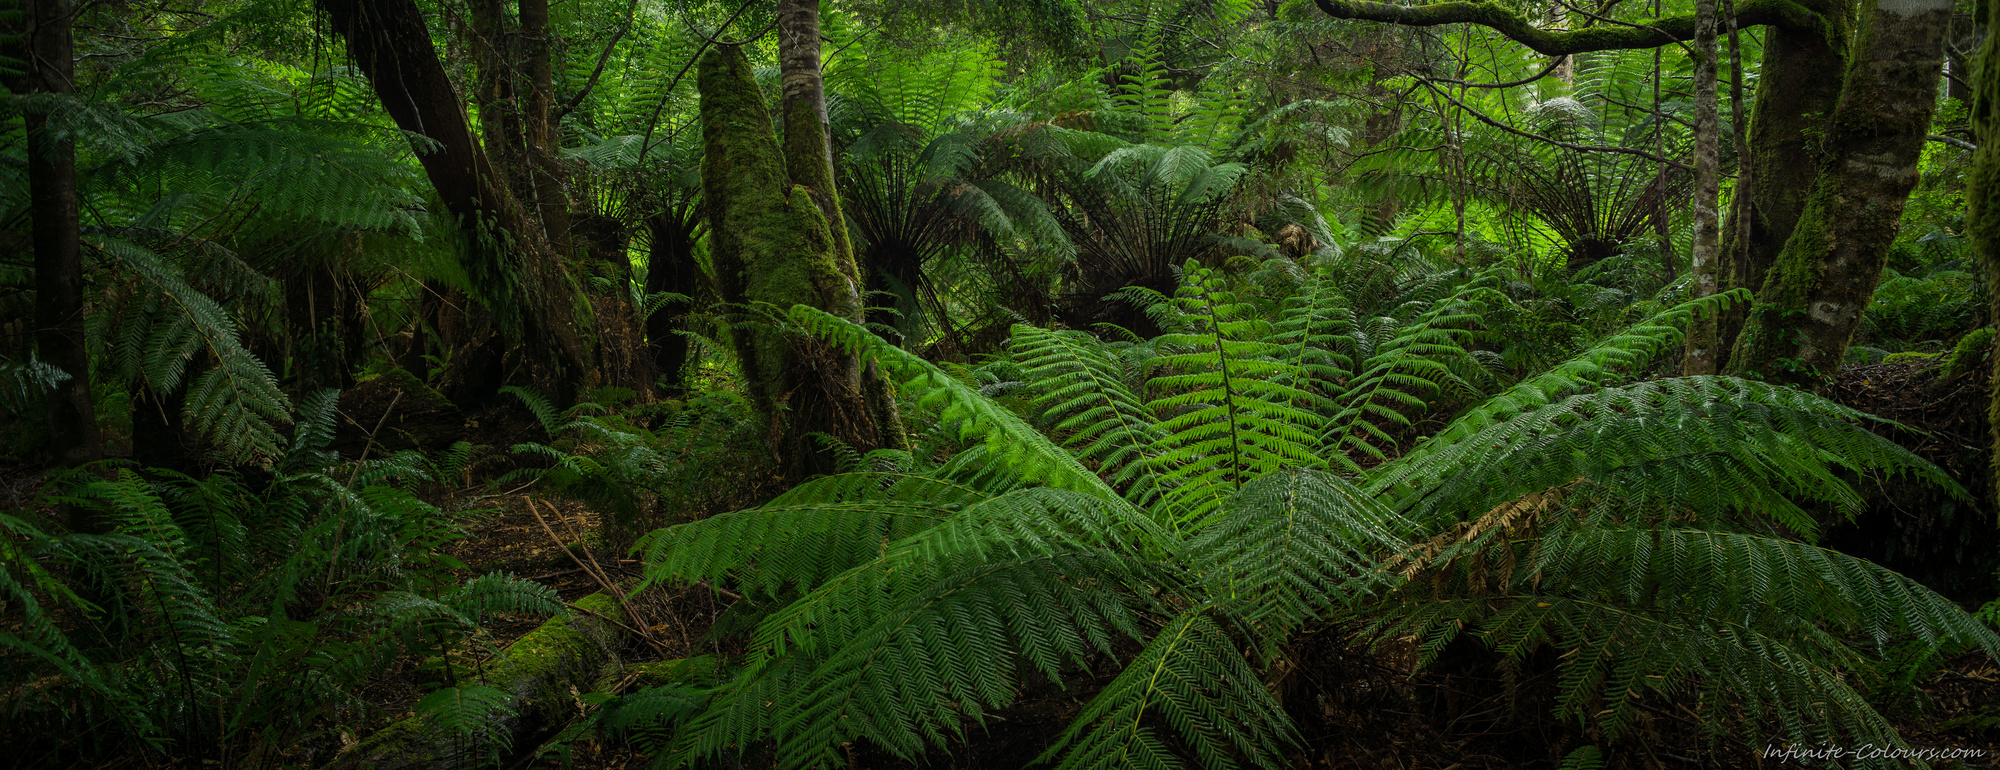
[326,592,628,769]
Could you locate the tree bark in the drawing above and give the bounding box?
[1711,16,1846,370]
[1684,0,1725,374]
[774,0,906,455]
[6,0,102,476]
[1311,0,1822,54]
[700,45,889,480]
[518,0,573,257]
[319,0,592,397]
[1968,0,2000,500]
[1726,0,1953,383]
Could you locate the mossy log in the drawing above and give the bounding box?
[325,593,629,770]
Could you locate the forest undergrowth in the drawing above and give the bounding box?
[9,0,2000,766]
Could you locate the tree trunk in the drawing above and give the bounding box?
[519,0,573,257]
[7,0,101,477]
[700,44,893,479]
[1710,15,1847,369]
[1683,0,1725,374]
[774,0,907,455]
[1969,0,2000,500]
[1727,0,1953,383]
[318,0,592,398]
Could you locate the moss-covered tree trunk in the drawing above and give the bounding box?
[1970,0,2000,501]
[1711,8,1847,370]
[699,45,894,479]
[775,0,907,454]
[3,0,101,477]
[1726,0,1953,383]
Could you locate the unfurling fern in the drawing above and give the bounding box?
[630,268,1997,768]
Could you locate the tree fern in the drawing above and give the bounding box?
[1323,275,1500,464]
[1146,265,1328,526]
[626,272,1997,769]
[90,237,292,464]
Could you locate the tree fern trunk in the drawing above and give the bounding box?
[5,0,102,478]
[1684,0,1724,374]
[1727,0,1952,383]
[644,212,699,396]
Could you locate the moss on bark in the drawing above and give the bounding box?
[1726,0,1953,384]
[1970,0,2000,501]
[699,44,898,477]
[327,594,628,770]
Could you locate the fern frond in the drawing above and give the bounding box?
[1182,470,1409,655]
[1374,377,1960,535]
[1038,611,1294,770]
[790,305,1132,507]
[1010,324,1167,501]
[1145,268,1329,527]
[415,685,519,764]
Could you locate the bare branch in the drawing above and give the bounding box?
[1311,0,1821,55]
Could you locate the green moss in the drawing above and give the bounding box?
[482,592,624,702]
[1881,351,1943,366]
[328,594,631,769]
[1942,328,1996,378]
[365,367,458,413]
[331,714,448,769]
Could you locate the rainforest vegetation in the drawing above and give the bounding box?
[7,0,2000,766]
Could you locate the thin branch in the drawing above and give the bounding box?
[637,0,760,165]
[1424,55,1569,89]
[1311,0,1819,56]
[1414,74,1693,171]
[554,0,641,120]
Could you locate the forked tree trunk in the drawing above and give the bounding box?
[6,0,101,479]
[1711,13,1847,370]
[1727,0,1953,382]
[319,0,593,398]
[775,0,906,454]
[700,44,901,480]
